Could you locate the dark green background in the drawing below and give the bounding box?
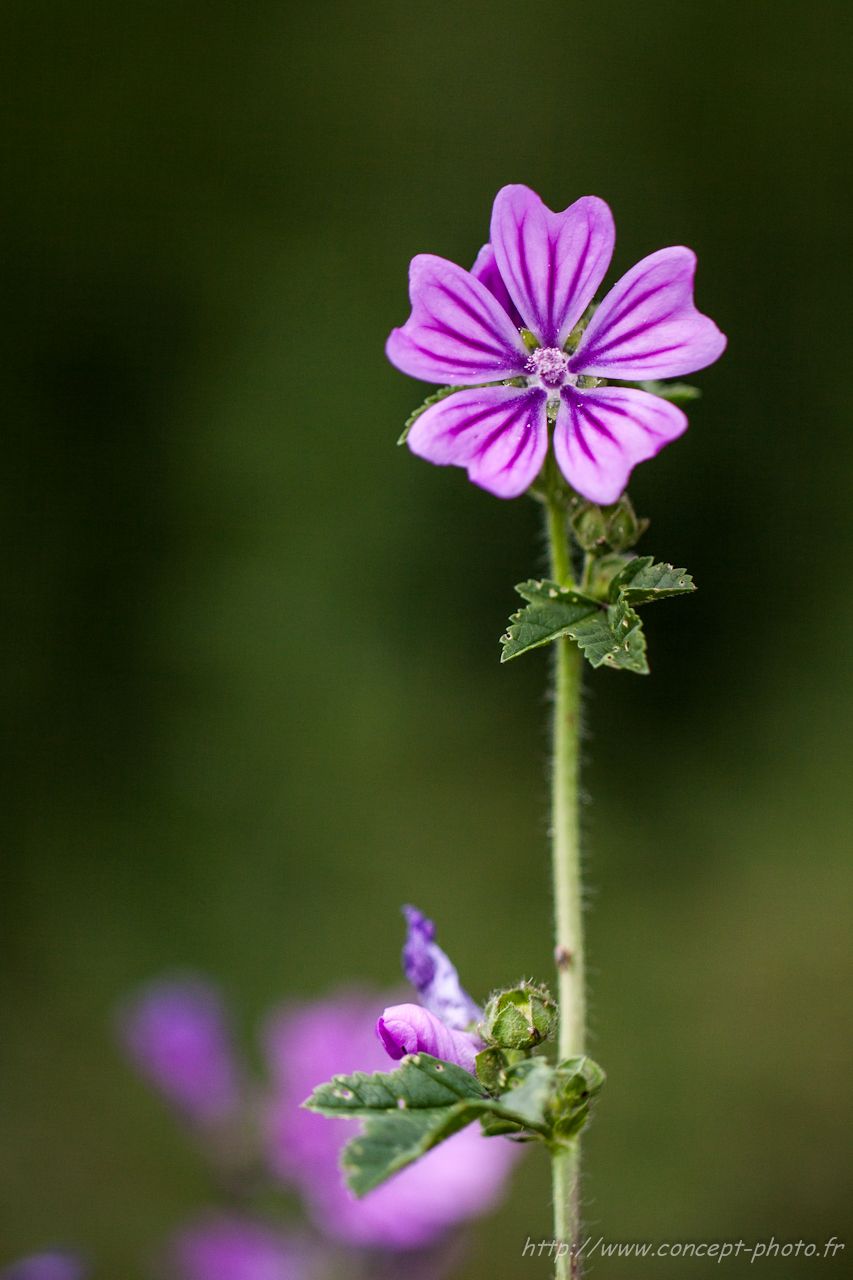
[0,1,850,1275]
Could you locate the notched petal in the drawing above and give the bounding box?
[406,385,549,500]
[554,386,688,505]
[490,185,615,350]
[571,246,727,380]
[385,254,529,386]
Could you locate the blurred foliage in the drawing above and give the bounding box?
[0,0,851,1275]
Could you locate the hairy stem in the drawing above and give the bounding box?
[546,493,585,1278]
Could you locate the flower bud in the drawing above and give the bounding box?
[602,494,648,552]
[480,982,557,1051]
[569,501,609,551]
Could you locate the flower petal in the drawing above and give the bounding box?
[385,254,529,385]
[401,906,482,1031]
[469,242,524,330]
[571,246,727,380]
[376,1003,483,1075]
[554,386,688,505]
[407,385,548,499]
[490,185,615,349]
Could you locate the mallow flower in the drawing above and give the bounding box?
[386,184,726,504]
[118,978,242,1125]
[265,990,516,1250]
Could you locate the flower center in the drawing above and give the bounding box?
[525,346,575,390]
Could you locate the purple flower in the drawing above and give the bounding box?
[400,906,481,1032]
[386,184,726,504]
[0,1255,87,1280]
[118,978,242,1125]
[376,1004,481,1075]
[171,1217,308,1280]
[263,993,517,1250]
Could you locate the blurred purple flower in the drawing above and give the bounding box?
[264,993,517,1250]
[171,1217,308,1280]
[400,907,481,1032]
[118,978,242,1125]
[0,1254,87,1280]
[387,183,726,504]
[376,1004,481,1075]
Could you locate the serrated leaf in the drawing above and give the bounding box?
[316,1052,555,1195]
[304,1052,488,1117]
[569,599,649,674]
[305,1054,492,1197]
[308,1050,603,1193]
[341,1100,487,1195]
[500,580,599,663]
[607,556,695,605]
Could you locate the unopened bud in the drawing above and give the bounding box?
[480,982,557,1051]
[602,494,649,552]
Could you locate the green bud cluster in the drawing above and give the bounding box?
[480,981,558,1051]
[569,492,649,555]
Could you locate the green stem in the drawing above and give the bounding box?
[546,493,585,1278]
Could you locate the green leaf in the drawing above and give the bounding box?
[306,1050,606,1192]
[606,556,695,605]
[304,1052,488,1117]
[341,1099,487,1195]
[569,599,649,674]
[305,1053,494,1197]
[637,380,702,405]
[500,580,599,663]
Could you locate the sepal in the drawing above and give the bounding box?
[547,1056,606,1151]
